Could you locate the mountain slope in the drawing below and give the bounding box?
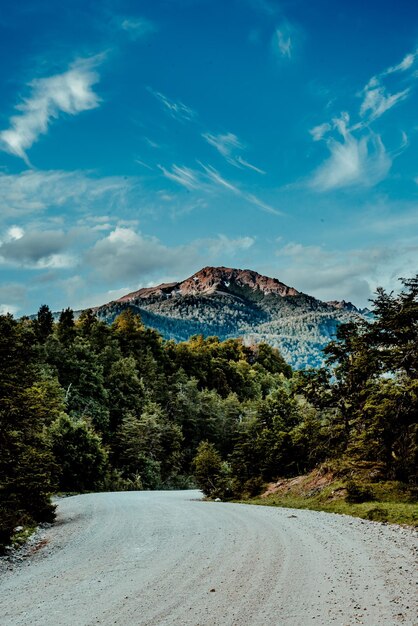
[93,266,366,369]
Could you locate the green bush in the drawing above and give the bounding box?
[366,506,389,522]
[345,480,374,503]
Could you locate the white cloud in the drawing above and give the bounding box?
[235,157,265,174]
[311,113,391,191]
[199,163,281,214]
[158,164,206,191]
[274,26,292,59]
[310,123,331,141]
[386,52,416,75]
[0,283,27,316]
[205,234,255,257]
[202,131,265,173]
[85,227,258,289]
[135,158,153,170]
[310,49,416,191]
[148,88,197,122]
[0,228,76,269]
[120,17,156,40]
[159,161,279,214]
[272,21,301,61]
[275,239,418,307]
[6,225,24,241]
[0,169,137,218]
[357,50,417,123]
[34,253,77,270]
[0,304,20,316]
[0,57,102,163]
[203,132,244,159]
[86,227,197,282]
[359,81,409,122]
[201,163,241,193]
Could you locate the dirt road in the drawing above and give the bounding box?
[0,491,416,625]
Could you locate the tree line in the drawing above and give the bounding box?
[0,277,417,550]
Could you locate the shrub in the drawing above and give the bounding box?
[345,480,374,503]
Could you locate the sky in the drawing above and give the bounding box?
[1,0,418,316]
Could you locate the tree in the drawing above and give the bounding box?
[34,304,54,343]
[48,414,109,492]
[77,308,98,337]
[192,441,224,497]
[0,315,56,551]
[116,403,184,489]
[56,308,76,345]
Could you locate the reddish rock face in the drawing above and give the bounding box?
[179,267,299,296]
[115,266,300,302]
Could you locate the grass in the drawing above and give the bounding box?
[241,474,418,526]
[245,494,418,526]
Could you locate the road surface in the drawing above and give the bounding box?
[0,491,417,625]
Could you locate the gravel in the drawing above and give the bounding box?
[0,490,417,625]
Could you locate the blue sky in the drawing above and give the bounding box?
[1,0,418,315]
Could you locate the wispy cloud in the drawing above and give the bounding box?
[385,51,417,75]
[148,88,197,122]
[205,234,255,257]
[272,20,302,62]
[309,50,417,191]
[203,132,243,159]
[236,156,265,174]
[158,164,206,191]
[358,50,417,124]
[135,158,153,170]
[0,56,102,164]
[359,80,409,123]
[202,131,265,173]
[310,123,331,142]
[159,161,280,214]
[0,169,138,219]
[310,113,391,191]
[120,16,157,40]
[274,24,292,58]
[200,163,281,215]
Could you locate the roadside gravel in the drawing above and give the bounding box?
[0,491,416,625]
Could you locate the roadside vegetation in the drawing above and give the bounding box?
[0,276,417,550]
[245,466,418,526]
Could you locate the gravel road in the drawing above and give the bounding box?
[0,491,417,626]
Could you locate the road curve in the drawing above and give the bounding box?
[0,491,417,626]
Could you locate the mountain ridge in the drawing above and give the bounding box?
[92,266,368,369]
[112,266,364,313]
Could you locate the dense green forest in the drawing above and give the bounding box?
[0,277,417,549]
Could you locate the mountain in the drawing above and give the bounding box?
[92,266,368,369]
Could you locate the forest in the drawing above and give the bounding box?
[0,276,417,550]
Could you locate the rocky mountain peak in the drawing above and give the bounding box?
[179,266,300,297]
[93,265,366,370]
[115,266,300,303]
[326,299,359,313]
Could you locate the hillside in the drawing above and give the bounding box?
[93,266,368,369]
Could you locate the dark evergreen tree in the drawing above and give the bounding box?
[35,304,54,343]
